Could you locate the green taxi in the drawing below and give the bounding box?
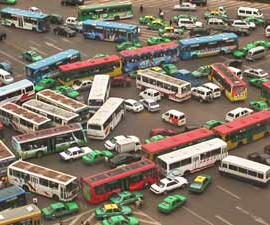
[158,194,187,214]
[189,175,212,193]
[42,202,79,220]
[139,15,158,25]
[102,215,140,225]
[34,78,56,92]
[22,50,43,62]
[245,17,266,26]
[204,10,228,20]
[93,53,109,59]
[162,64,179,76]
[249,101,270,111]
[159,26,184,39]
[95,204,132,219]
[147,19,168,30]
[249,77,270,88]
[147,36,171,46]
[191,65,211,78]
[173,14,198,23]
[233,43,256,59]
[254,40,270,49]
[55,86,80,99]
[110,191,143,206]
[149,66,166,74]
[145,135,167,144]
[117,41,142,51]
[82,150,114,165]
[204,120,224,130]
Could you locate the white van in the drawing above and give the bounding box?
[246,46,266,61]
[0,68,14,85]
[139,88,161,101]
[191,86,214,102]
[228,66,243,79]
[265,25,270,38]
[237,7,264,19]
[202,82,221,98]
[225,107,253,122]
[162,109,186,127]
[115,136,141,153]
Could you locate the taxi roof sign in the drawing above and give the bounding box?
[104,204,118,210]
[194,176,206,183]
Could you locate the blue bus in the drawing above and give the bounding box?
[25,49,81,83]
[0,7,49,32]
[0,185,26,211]
[178,33,239,60]
[82,19,139,43]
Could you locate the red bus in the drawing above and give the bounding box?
[120,42,179,73]
[261,81,270,104]
[82,159,158,204]
[57,55,122,86]
[213,111,270,150]
[142,128,214,161]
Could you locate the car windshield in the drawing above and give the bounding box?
[156,181,165,188]
[4,75,13,79]
[32,52,38,57]
[74,80,82,86]
[191,181,202,188]
[150,102,158,106]
[133,102,140,107]
[64,150,72,155]
[110,138,117,144]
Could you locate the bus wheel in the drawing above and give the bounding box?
[215,160,221,166]
[37,151,43,158]
[11,24,15,28]
[181,183,187,189]
[52,195,59,201]
[23,185,29,192]
[183,170,190,177]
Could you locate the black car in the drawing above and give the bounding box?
[0,30,7,41]
[221,26,250,36]
[189,27,211,37]
[53,26,76,37]
[247,152,270,166]
[224,59,243,69]
[50,14,64,25]
[108,153,141,168]
[61,0,84,6]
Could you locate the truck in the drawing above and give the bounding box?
[115,136,141,153]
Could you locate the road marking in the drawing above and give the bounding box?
[0,49,26,66]
[216,185,241,200]
[133,209,162,225]
[45,37,57,43]
[182,206,215,225]
[30,47,48,56]
[139,218,161,225]
[60,37,73,44]
[215,215,234,225]
[84,213,95,222]
[45,41,63,51]
[66,209,95,225]
[235,206,270,225]
[29,40,41,47]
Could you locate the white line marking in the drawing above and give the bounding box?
[139,218,162,225]
[67,209,95,225]
[133,209,162,224]
[45,37,57,43]
[215,215,234,225]
[29,40,41,47]
[235,206,270,225]
[45,41,63,51]
[0,49,26,66]
[216,185,241,200]
[85,213,95,222]
[60,37,72,43]
[182,206,215,225]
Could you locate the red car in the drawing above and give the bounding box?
[149,128,177,137]
[111,76,132,87]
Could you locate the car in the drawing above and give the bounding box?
[191,86,214,103]
[173,2,197,11]
[178,17,203,29]
[139,88,161,101]
[254,40,270,49]
[232,19,256,30]
[110,191,143,206]
[139,15,158,25]
[53,26,76,37]
[34,78,56,92]
[147,36,171,46]
[221,26,250,36]
[116,41,142,51]
[204,120,225,130]
[72,79,92,91]
[158,194,187,214]
[189,175,212,193]
[29,6,42,13]
[145,135,167,144]
[104,135,137,150]
[191,65,211,78]
[111,76,132,87]
[225,107,254,122]
[95,204,132,219]
[247,152,270,166]
[92,53,109,59]
[204,10,228,21]
[124,99,144,112]
[149,66,166,74]
[41,202,79,220]
[0,62,12,73]
[49,14,64,25]
[189,27,211,37]
[161,64,179,76]
[102,215,140,225]
[233,43,256,59]
[244,68,269,78]
[245,17,266,26]
[22,50,43,62]
[249,77,270,88]
[0,30,7,41]
[59,146,93,161]
[173,14,198,23]
[224,59,243,69]
[264,145,270,155]
[55,85,80,99]
[149,128,177,137]
[61,0,84,6]
[249,101,270,111]
[159,26,184,39]
[65,17,83,32]
[147,19,168,30]
[82,150,114,165]
[108,152,142,168]
[150,176,188,195]
[139,99,160,112]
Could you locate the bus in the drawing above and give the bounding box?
[0,7,49,32]
[82,19,139,43]
[11,123,87,159]
[120,42,179,73]
[0,204,41,225]
[0,140,16,178]
[36,89,90,123]
[88,75,111,114]
[25,49,81,83]
[0,79,35,106]
[0,103,51,133]
[142,128,215,161]
[261,81,270,104]
[157,138,228,176]
[58,55,122,86]
[178,33,239,60]
[213,111,270,150]
[23,99,80,126]
[87,97,125,140]
[136,69,191,102]
[82,159,158,204]
[0,185,26,211]
[209,63,247,102]
[219,155,270,186]
[8,160,79,201]
[78,2,133,21]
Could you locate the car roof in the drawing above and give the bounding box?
[125,99,137,103]
[164,109,185,116]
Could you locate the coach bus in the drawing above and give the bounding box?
[11,123,87,159]
[25,49,81,83]
[82,159,158,204]
[8,160,79,201]
[178,33,238,60]
[120,42,179,72]
[261,81,270,104]
[142,128,215,161]
[0,7,49,32]
[58,55,122,86]
[78,2,133,21]
[0,140,16,178]
[136,69,191,102]
[82,19,139,43]
[213,111,270,150]
[0,103,51,133]
[209,63,247,102]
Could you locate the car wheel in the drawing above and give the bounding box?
[181,183,187,189]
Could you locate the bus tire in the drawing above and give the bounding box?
[52,195,59,201]
[23,185,29,192]
[37,151,43,158]
[11,23,15,28]
[183,170,190,177]
[215,160,221,166]
[219,171,225,176]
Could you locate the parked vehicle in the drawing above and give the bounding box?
[55,86,80,99]
[173,2,196,11]
[149,128,177,137]
[82,150,114,165]
[139,88,161,101]
[124,99,144,112]
[225,107,254,122]
[49,14,64,25]
[178,17,202,29]
[108,153,141,168]
[201,82,221,98]
[249,77,270,88]
[0,30,7,41]
[61,0,84,6]
[161,64,179,76]
[244,68,269,78]
[59,146,93,161]
[0,68,13,85]
[147,19,168,30]
[249,101,270,111]
[158,195,187,214]
[65,17,83,32]
[22,50,43,62]
[189,175,212,193]
[191,86,214,103]
[224,59,243,69]
[204,120,224,130]
[245,17,266,26]
[115,137,141,153]
[139,15,158,25]
[34,78,56,92]
[162,109,186,127]
[228,66,243,79]
[95,204,132,219]
[237,7,264,19]
[105,135,136,150]
[247,152,270,166]
[110,191,143,206]
[190,0,207,6]
[29,6,42,13]
[140,99,160,112]
[72,79,92,91]
[159,26,184,39]
[189,27,211,37]
[102,215,140,225]
[265,25,270,38]
[246,46,266,61]
[111,76,132,87]
[53,26,76,37]
[117,41,142,51]
[145,135,167,144]
[147,36,171,46]
[191,65,211,78]
[0,62,12,73]
[254,40,270,49]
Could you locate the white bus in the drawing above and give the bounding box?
[157,138,228,176]
[22,99,80,126]
[88,74,111,114]
[0,140,16,179]
[87,97,125,139]
[136,69,191,102]
[36,89,90,123]
[219,155,270,186]
[8,160,79,201]
[0,79,35,106]
[0,103,51,133]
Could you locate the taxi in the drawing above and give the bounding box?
[189,175,212,193]
[95,204,132,219]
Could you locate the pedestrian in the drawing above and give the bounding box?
[159,10,164,20]
[159,8,161,14]
[80,220,84,225]
[179,0,182,5]
[139,3,143,13]
[169,19,173,26]
[32,197,38,206]
[59,218,63,225]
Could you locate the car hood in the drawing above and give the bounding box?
[41,208,52,216]
[150,184,162,193]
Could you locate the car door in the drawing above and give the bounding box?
[167,180,177,191]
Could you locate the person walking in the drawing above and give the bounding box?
[139,3,143,13]
[159,9,164,20]
[169,19,173,26]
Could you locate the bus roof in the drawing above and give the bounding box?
[59,55,121,73]
[263,81,270,90]
[0,185,25,202]
[1,7,48,19]
[79,1,132,10]
[0,103,50,126]
[83,159,156,186]
[213,111,270,135]
[143,128,214,154]
[179,33,238,46]
[25,49,80,70]
[0,79,33,97]
[119,42,179,57]
[0,140,16,161]
[83,19,138,30]
[88,75,110,100]
[12,123,83,143]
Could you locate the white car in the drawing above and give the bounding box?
[139,88,161,101]
[59,146,93,161]
[173,2,196,11]
[178,18,202,30]
[150,176,188,194]
[65,17,83,32]
[29,6,42,13]
[72,79,92,91]
[244,68,269,78]
[225,107,254,122]
[104,135,139,150]
[139,99,160,112]
[232,20,255,30]
[124,99,144,112]
[265,25,270,38]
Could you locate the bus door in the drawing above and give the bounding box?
[127,32,133,42]
[104,29,110,41]
[193,156,200,170]
[18,16,23,28]
[48,136,56,152]
[31,176,39,192]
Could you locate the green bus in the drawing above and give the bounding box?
[78,1,133,21]
[0,0,16,4]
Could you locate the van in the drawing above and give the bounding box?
[237,7,264,19]
[265,25,270,38]
[191,86,214,102]
[162,109,186,127]
[225,107,253,122]
[228,67,243,79]
[72,79,92,91]
[115,136,141,153]
[207,18,227,29]
[202,82,221,98]
[139,88,161,101]
[0,68,13,85]
[246,46,266,61]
